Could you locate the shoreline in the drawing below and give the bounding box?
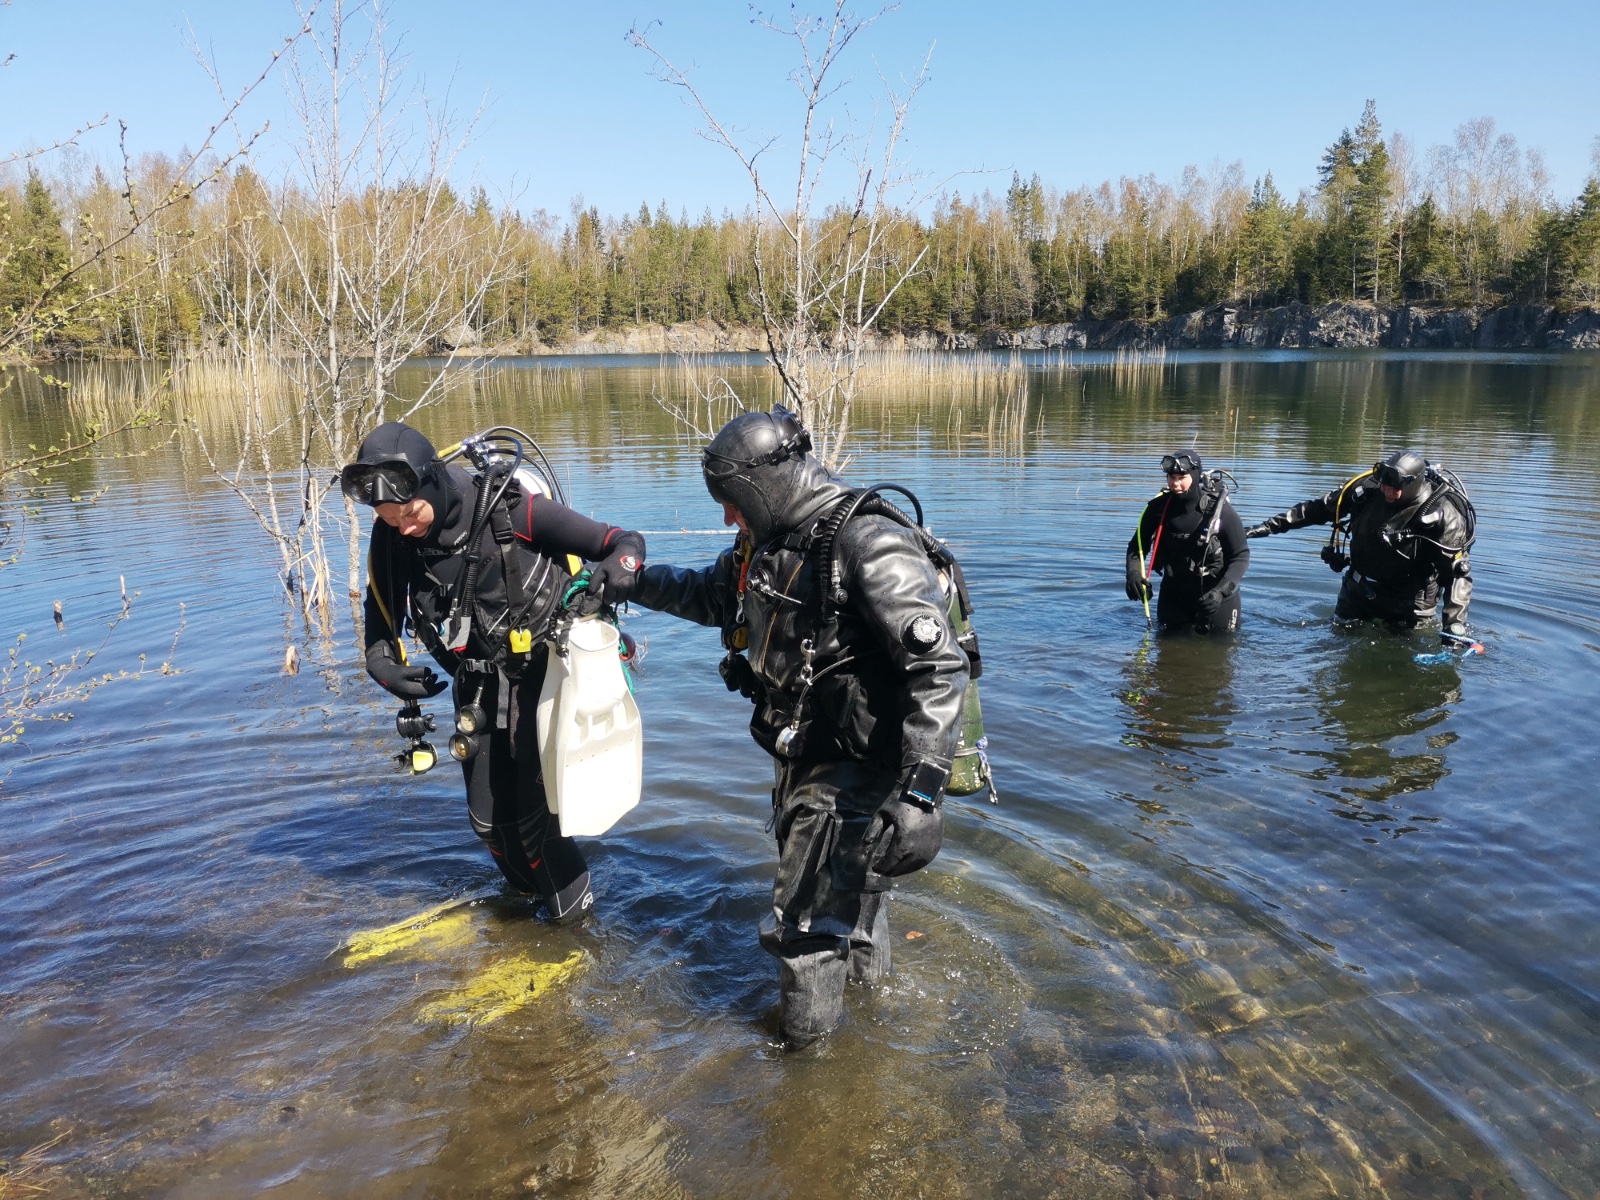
[497,302,1600,356]
[10,302,1598,368]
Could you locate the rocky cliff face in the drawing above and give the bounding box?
[977,302,1600,352]
[521,305,1600,355]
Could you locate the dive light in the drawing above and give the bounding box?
[395,702,439,774]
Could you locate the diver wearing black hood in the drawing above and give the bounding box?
[1124,451,1249,634]
[630,407,970,1048]
[1245,449,1474,634]
[348,421,646,921]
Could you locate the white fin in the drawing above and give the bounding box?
[537,619,643,837]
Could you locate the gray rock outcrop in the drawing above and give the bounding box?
[979,302,1600,352]
[509,303,1600,355]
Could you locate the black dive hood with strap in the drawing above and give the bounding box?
[702,408,851,544]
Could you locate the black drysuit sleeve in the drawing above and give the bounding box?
[1255,486,1342,535]
[514,493,645,567]
[630,545,742,630]
[1427,503,1473,629]
[364,520,407,654]
[837,516,969,774]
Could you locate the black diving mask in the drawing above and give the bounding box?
[1160,453,1200,475]
[340,460,421,507]
[1373,462,1418,490]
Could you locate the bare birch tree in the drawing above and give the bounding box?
[194,0,514,636]
[630,2,933,466]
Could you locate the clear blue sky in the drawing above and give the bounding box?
[6,0,1598,216]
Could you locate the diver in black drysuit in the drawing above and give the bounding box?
[351,421,646,921]
[1124,452,1249,634]
[1245,449,1473,635]
[629,408,969,1048]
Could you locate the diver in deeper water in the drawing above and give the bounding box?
[629,407,971,1049]
[345,421,646,922]
[1245,449,1475,635]
[1125,451,1249,634]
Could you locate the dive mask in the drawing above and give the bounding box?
[1373,461,1418,490]
[341,460,421,506]
[1161,452,1200,475]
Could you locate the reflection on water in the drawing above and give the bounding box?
[4,351,1600,1196]
[1309,632,1461,830]
[1120,634,1240,773]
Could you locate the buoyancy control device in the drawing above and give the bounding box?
[377,424,584,774]
[1321,462,1477,574]
[726,483,996,800]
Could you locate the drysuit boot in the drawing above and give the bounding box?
[773,937,851,1049]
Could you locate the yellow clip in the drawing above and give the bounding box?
[509,628,533,654]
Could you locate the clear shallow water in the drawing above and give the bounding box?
[3,352,1600,1197]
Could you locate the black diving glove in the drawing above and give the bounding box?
[1244,522,1272,539]
[1195,580,1236,619]
[572,542,644,617]
[863,762,948,888]
[1124,558,1152,602]
[365,642,448,699]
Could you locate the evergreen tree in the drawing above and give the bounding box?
[1239,173,1292,305]
[1351,101,1391,301]
[0,171,78,339]
[1559,177,1600,303]
[1399,195,1448,302]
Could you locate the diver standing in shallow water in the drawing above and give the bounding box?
[1125,451,1249,634]
[630,407,971,1049]
[1245,449,1475,635]
[346,421,646,922]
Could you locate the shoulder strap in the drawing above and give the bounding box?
[811,484,971,624]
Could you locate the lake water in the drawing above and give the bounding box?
[3,351,1599,1197]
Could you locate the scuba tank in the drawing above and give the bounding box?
[942,570,993,798]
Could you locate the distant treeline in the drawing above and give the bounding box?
[4,103,1598,356]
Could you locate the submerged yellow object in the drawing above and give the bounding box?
[340,902,475,968]
[416,949,586,1027]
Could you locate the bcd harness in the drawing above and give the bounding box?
[1142,472,1235,585]
[368,431,580,744]
[1322,466,1476,576]
[718,484,996,800]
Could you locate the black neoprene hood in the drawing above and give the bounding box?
[357,422,439,475]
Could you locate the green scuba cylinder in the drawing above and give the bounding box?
[944,583,994,799]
